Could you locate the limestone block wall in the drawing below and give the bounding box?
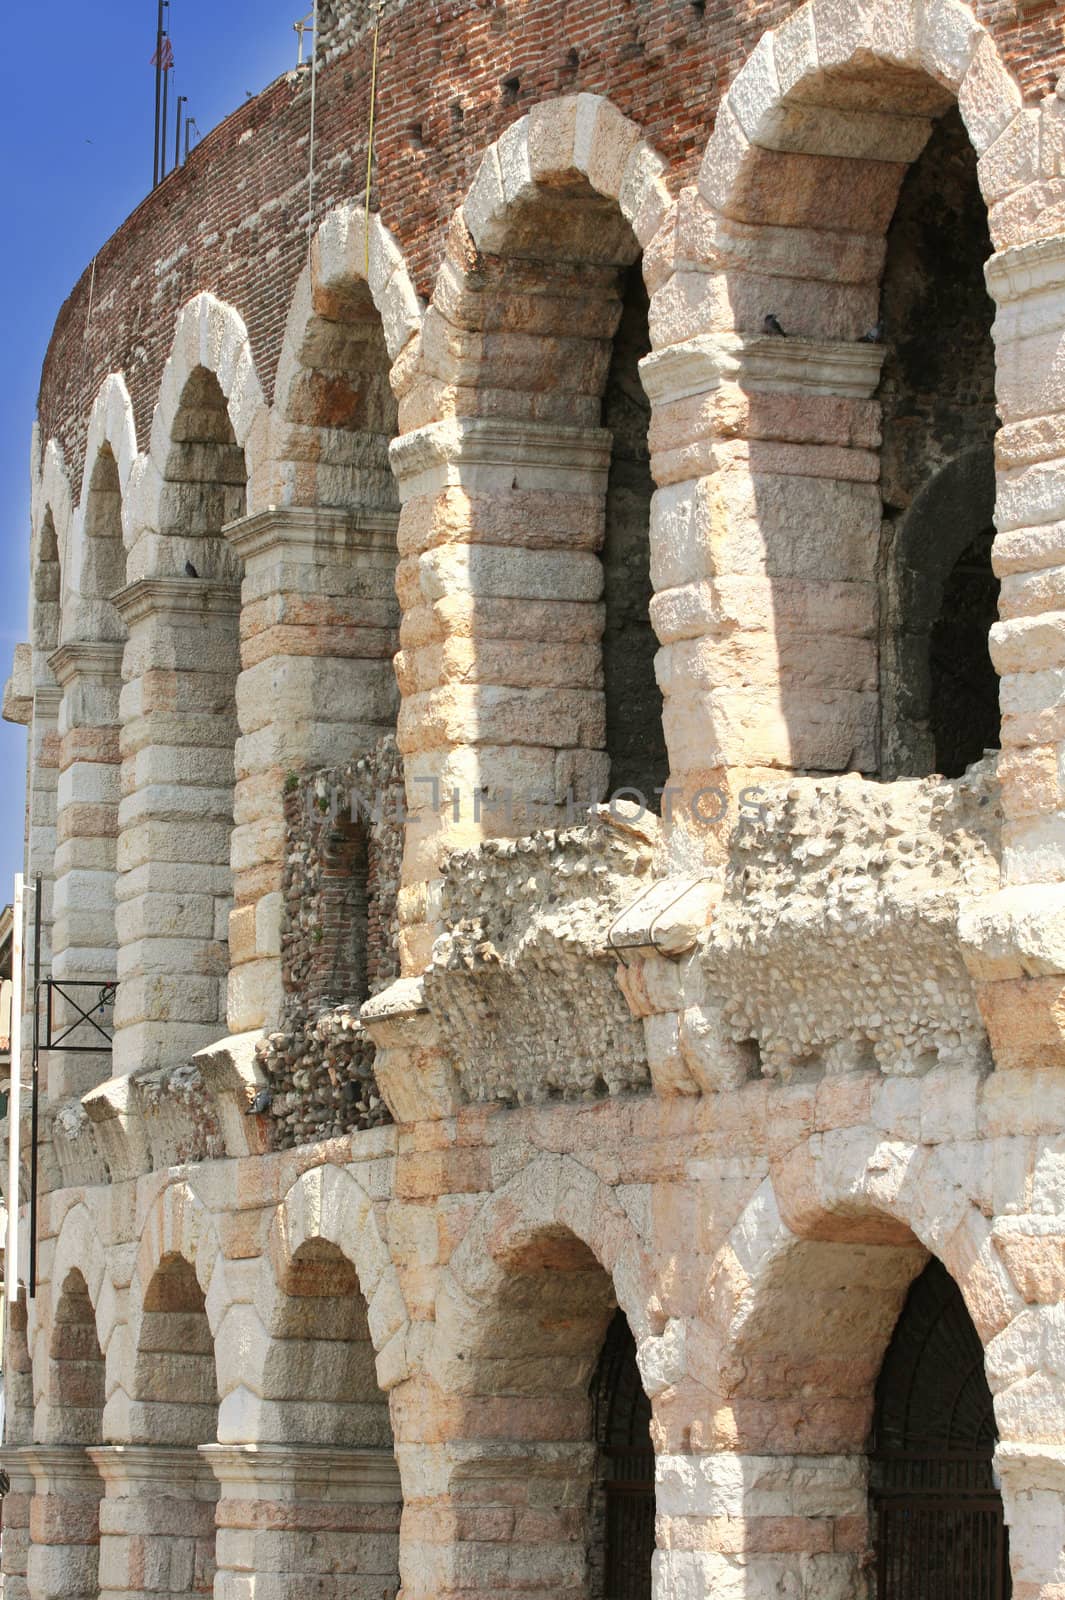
[6,4,1065,1600]
[3,1072,1065,1600]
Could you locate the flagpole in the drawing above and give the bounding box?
[153,0,164,186]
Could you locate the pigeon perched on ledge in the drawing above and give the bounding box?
[184,559,199,578]
[858,322,883,344]
[246,1086,273,1116]
[762,312,787,337]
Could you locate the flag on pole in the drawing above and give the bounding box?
[151,37,175,69]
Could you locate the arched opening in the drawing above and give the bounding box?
[33,508,62,656]
[228,249,402,1036]
[28,1271,106,1600]
[115,366,246,1069]
[602,265,665,803]
[878,106,1000,779]
[871,1257,1010,1599]
[47,1269,105,1444]
[671,51,1005,798]
[134,1253,217,1446]
[589,1310,654,1600]
[424,1223,653,1600]
[72,446,126,643]
[210,1234,399,1599]
[313,816,372,1016]
[280,271,400,521]
[51,443,126,1099]
[398,134,663,907]
[118,1252,219,1599]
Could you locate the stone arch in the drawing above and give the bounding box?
[205,1163,404,1600]
[671,1132,1031,1600]
[62,374,136,644]
[40,1201,116,1394]
[141,291,266,532]
[30,440,71,660]
[390,98,674,962]
[226,211,413,1034]
[112,294,262,1073]
[96,1183,228,1600]
[645,0,1035,813]
[251,1163,406,1404]
[398,1155,663,1600]
[50,379,133,1097]
[121,1179,229,1431]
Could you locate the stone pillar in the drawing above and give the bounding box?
[24,1445,103,1600]
[111,578,241,1076]
[0,1447,37,1600]
[987,235,1065,885]
[25,683,61,1091]
[394,1431,594,1600]
[389,417,612,970]
[965,238,1065,1067]
[995,1444,1065,1600]
[223,507,400,1035]
[640,335,884,848]
[654,1449,866,1600]
[91,1445,218,1600]
[203,1443,401,1600]
[47,641,123,1099]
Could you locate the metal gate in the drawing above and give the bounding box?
[593,1311,655,1600]
[871,1260,1010,1600]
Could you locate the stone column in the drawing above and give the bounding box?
[24,1445,103,1600]
[111,577,241,1076]
[987,236,1065,888]
[202,1443,401,1600]
[25,682,61,1093]
[0,1447,37,1600]
[393,1429,594,1600]
[47,641,123,1100]
[654,1449,866,1600]
[223,507,400,1035]
[965,237,1065,1067]
[995,1444,1065,1600]
[90,1445,218,1600]
[640,335,884,849]
[389,417,612,970]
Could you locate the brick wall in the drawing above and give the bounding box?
[37,0,1065,491]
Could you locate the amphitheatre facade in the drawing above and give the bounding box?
[4,1,1065,1597]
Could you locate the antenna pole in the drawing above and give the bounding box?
[161,5,171,181]
[153,0,164,186]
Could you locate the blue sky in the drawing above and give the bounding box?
[0,0,300,900]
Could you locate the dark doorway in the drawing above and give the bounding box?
[871,1257,1010,1600]
[590,1309,655,1600]
[929,525,1000,778]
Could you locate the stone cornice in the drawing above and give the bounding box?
[640,333,885,405]
[111,576,242,625]
[200,1443,402,1494]
[389,416,612,498]
[224,503,399,563]
[32,683,63,719]
[89,1444,216,1487]
[21,1444,106,1485]
[986,234,1065,307]
[48,639,126,687]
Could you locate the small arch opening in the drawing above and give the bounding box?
[871,1257,1009,1599]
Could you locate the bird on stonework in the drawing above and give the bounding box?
[762,312,786,337]
[859,321,883,344]
[184,559,199,578]
[247,1086,273,1116]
